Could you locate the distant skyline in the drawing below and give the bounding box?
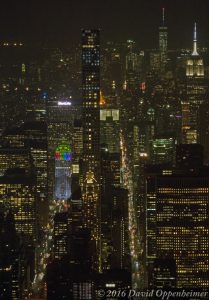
[0,0,209,48]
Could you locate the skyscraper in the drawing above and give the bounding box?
[145,145,209,290]
[125,40,142,90]
[1,122,49,227]
[53,212,70,259]
[155,171,209,290]
[151,136,175,165]
[183,23,208,144]
[159,8,168,70]
[81,29,101,270]
[100,108,120,153]
[0,169,36,242]
[47,97,81,202]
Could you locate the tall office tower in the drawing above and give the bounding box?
[54,144,72,200]
[100,152,113,270]
[125,40,142,90]
[100,108,121,270]
[146,108,156,154]
[0,168,36,242]
[0,148,33,176]
[1,122,48,227]
[25,89,47,122]
[183,23,208,144]
[1,126,25,148]
[134,152,148,237]
[102,42,123,96]
[81,29,101,270]
[23,121,48,227]
[133,125,140,164]
[159,8,168,70]
[111,187,130,270]
[151,136,175,165]
[100,176,130,270]
[53,212,71,259]
[72,119,83,163]
[149,51,161,72]
[100,108,120,153]
[100,150,121,270]
[47,98,80,202]
[0,169,36,297]
[70,174,83,232]
[145,145,209,290]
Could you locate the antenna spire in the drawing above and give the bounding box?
[192,22,199,56]
[162,7,165,26]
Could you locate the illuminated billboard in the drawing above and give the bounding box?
[55,144,72,161]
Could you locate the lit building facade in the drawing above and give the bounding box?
[47,98,81,202]
[100,107,121,270]
[155,172,209,289]
[0,170,36,241]
[151,136,175,164]
[145,148,209,289]
[0,148,33,177]
[54,144,72,200]
[81,29,101,269]
[54,212,70,259]
[23,121,48,227]
[1,122,48,227]
[125,40,143,90]
[159,8,168,69]
[100,108,120,153]
[183,23,208,144]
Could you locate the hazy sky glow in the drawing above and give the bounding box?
[0,0,209,47]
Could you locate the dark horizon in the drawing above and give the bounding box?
[0,0,209,48]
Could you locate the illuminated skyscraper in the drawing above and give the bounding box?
[53,212,71,259]
[186,23,204,76]
[145,145,209,289]
[159,8,168,69]
[125,40,143,90]
[81,29,101,270]
[183,23,208,144]
[0,148,33,177]
[100,108,120,153]
[54,144,72,200]
[151,136,175,164]
[0,169,36,241]
[155,172,209,290]
[23,121,48,227]
[2,122,48,227]
[47,98,81,201]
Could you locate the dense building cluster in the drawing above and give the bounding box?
[0,8,208,300]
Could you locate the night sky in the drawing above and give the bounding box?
[0,0,209,48]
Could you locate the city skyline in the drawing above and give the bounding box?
[0,2,209,299]
[0,0,209,48]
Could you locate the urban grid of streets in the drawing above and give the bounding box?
[30,202,61,299]
[121,130,142,291]
[28,133,141,299]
